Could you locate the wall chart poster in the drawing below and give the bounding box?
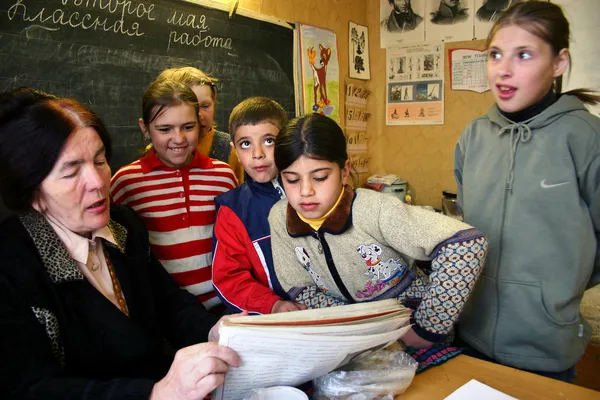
[450,48,489,93]
[386,42,444,125]
[298,23,340,122]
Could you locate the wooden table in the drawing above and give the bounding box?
[399,355,600,399]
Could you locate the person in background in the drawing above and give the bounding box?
[212,97,307,314]
[454,1,600,381]
[111,79,237,312]
[157,67,244,183]
[0,88,240,399]
[269,112,487,348]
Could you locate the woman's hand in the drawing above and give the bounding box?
[208,311,249,342]
[271,300,308,313]
[150,342,241,400]
[401,327,434,349]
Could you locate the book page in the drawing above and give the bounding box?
[213,325,410,400]
[227,299,405,326]
[223,314,410,337]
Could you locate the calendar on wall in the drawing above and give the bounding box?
[449,48,489,93]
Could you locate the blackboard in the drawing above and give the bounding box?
[0,0,295,221]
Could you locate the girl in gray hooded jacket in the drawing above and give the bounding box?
[455,1,600,381]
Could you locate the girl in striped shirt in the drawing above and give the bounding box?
[110,79,237,312]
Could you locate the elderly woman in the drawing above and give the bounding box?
[0,88,240,399]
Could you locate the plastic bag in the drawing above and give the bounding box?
[312,349,418,400]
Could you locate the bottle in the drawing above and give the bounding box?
[441,190,463,221]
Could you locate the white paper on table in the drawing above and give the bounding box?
[444,379,517,400]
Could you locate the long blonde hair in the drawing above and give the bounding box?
[156,67,218,100]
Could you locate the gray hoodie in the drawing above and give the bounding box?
[454,94,600,372]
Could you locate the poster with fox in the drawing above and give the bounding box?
[298,23,340,122]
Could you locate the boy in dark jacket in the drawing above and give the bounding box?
[212,97,307,314]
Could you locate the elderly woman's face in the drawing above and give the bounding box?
[35,127,111,236]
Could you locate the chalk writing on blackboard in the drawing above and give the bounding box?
[167,10,232,50]
[7,0,155,37]
[0,0,295,223]
[0,0,295,169]
[6,0,233,51]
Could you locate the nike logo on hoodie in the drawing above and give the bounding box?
[540,179,570,189]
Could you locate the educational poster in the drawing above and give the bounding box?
[474,0,524,39]
[345,83,371,174]
[379,0,426,48]
[449,48,489,92]
[349,21,371,80]
[298,23,340,122]
[386,42,444,125]
[425,0,475,42]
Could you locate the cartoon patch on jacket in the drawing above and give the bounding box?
[355,243,407,299]
[295,246,326,286]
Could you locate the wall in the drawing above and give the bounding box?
[365,4,495,208]
[582,289,600,343]
[207,0,368,133]
[204,2,490,209]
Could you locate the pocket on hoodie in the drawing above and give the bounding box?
[457,275,496,351]
[539,282,580,327]
[495,280,587,369]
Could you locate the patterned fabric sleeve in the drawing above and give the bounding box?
[412,229,487,342]
[293,285,348,309]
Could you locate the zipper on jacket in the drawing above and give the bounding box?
[314,231,356,304]
[492,162,512,359]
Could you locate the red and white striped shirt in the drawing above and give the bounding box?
[110,150,237,310]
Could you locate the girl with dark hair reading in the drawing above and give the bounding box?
[268,112,487,349]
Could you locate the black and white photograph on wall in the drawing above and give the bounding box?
[349,21,371,80]
[474,0,549,39]
[476,0,522,22]
[474,0,520,38]
[426,0,474,42]
[430,0,469,24]
[380,0,426,47]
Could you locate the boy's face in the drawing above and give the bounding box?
[232,122,280,183]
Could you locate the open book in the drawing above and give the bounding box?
[213,299,412,400]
